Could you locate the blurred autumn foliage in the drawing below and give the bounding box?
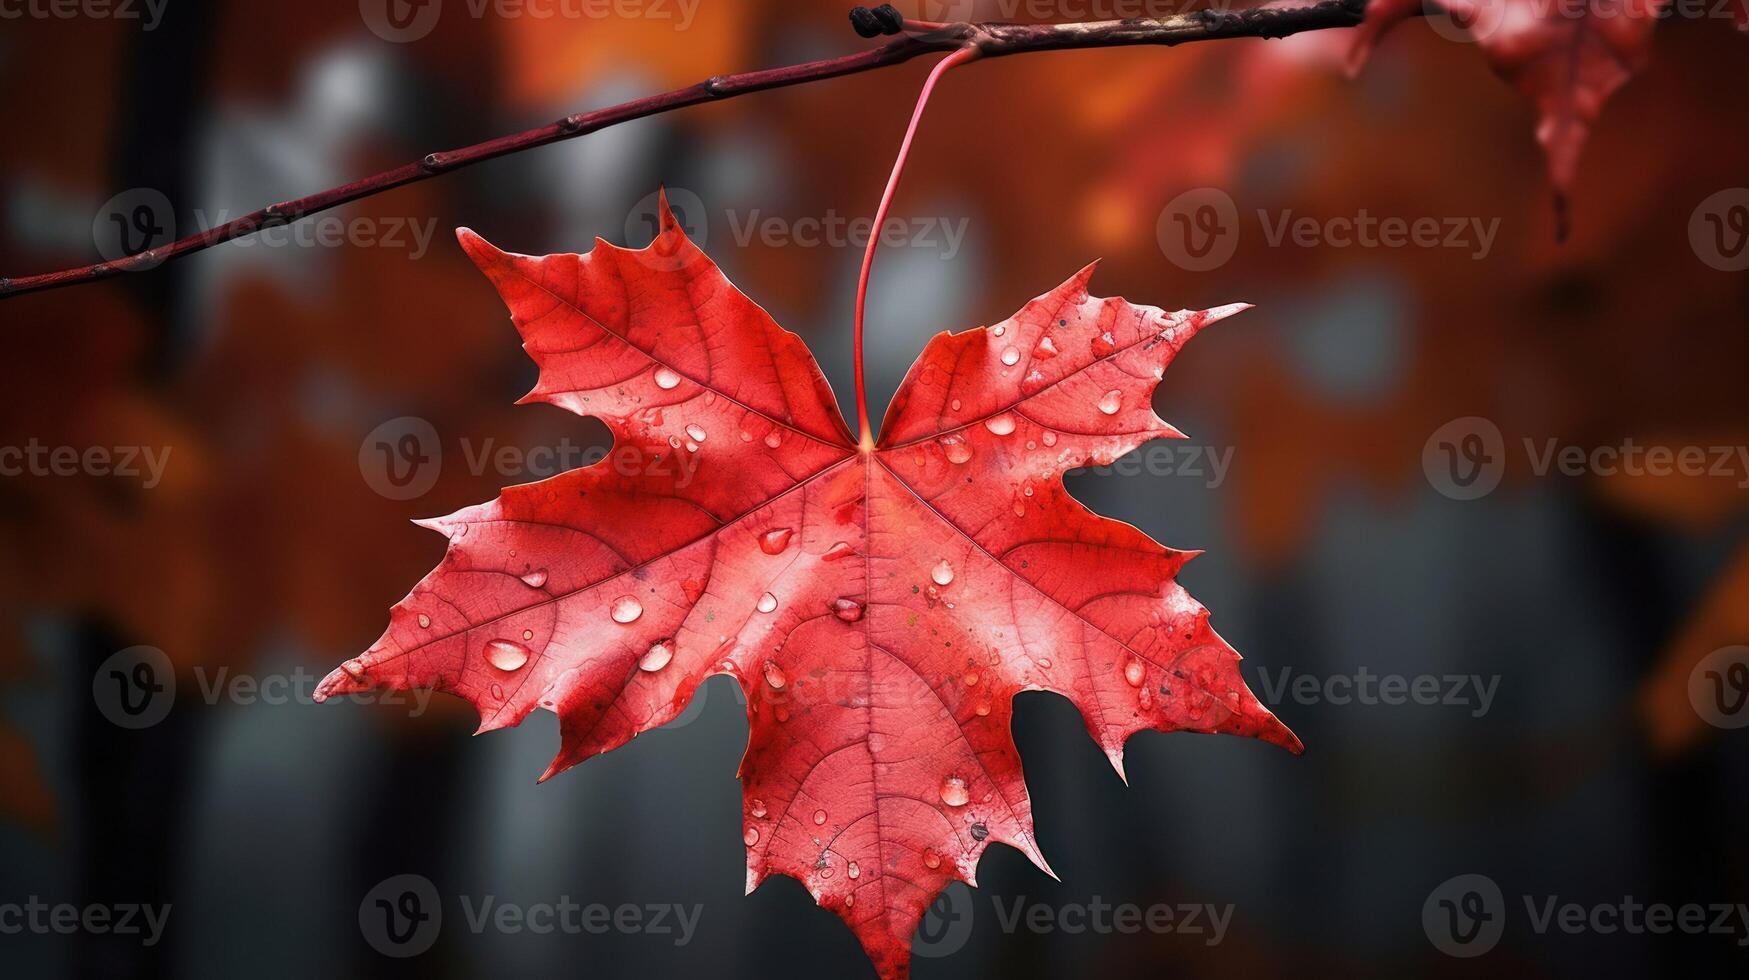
[0,0,1744,846]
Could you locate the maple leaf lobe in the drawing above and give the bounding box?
[319,190,1297,980]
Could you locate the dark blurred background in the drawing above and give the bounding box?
[2,0,1748,977]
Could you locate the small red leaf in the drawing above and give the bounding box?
[319,192,1298,979]
[1351,0,1672,231]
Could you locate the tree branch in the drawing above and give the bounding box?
[0,0,1367,301]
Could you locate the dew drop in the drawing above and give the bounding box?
[417,613,431,628]
[685,423,707,443]
[639,640,674,672]
[744,826,760,846]
[520,568,548,588]
[610,595,643,624]
[813,809,828,826]
[823,541,855,562]
[490,683,505,699]
[1041,431,1058,447]
[819,865,834,880]
[757,592,778,614]
[764,431,783,449]
[1012,498,1026,517]
[950,398,962,412]
[831,598,865,623]
[759,528,794,555]
[1098,389,1122,415]
[992,324,1006,337]
[653,366,682,389]
[523,629,534,640]
[940,437,973,465]
[1123,657,1145,687]
[739,430,753,442]
[751,799,768,818]
[1033,336,1058,359]
[975,700,992,717]
[1038,657,1053,669]
[763,661,788,690]
[931,559,955,586]
[940,776,970,807]
[984,413,1016,436]
[1000,347,1020,366]
[485,639,530,671]
[847,861,861,880]
[667,435,682,449]
[963,671,979,687]
[844,894,855,908]
[923,849,942,869]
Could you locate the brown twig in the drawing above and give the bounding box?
[0,0,1368,301]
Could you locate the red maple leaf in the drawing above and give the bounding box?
[317,193,1299,978]
[1349,0,1672,232]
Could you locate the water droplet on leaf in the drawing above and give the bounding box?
[610,595,643,623]
[759,528,793,554]
[940,776,970,807]
[485,639,530,671]
[639,640,674,672]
